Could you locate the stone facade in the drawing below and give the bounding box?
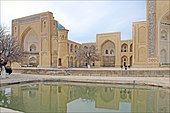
[12,0,170,68]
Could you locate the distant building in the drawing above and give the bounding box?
[12,0,170,68]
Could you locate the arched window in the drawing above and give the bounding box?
[70,44,73,52]
[110,50,114,54]
[121,43,128,52]
[105,50,108,54]
[30,44,36,52]
[124,47,127,52]
[43,21,46,28]
[121,56,128,66]
[130,44,133,52]
[75,45,77,53]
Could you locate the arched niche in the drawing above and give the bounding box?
[159,10,170,65]
[101,40,115,67]
[121,43,128,52]
[138,27,146,43]
[121,55,128,66]
[23,28,39,52]
[160,49,167,64]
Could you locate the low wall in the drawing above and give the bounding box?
[12,68,170,77]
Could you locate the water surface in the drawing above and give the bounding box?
[0,82,169,113]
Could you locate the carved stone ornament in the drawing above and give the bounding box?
[148,0,156,58]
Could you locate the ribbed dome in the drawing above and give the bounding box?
[57,23,65,30]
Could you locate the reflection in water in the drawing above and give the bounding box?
[0,83,169,113]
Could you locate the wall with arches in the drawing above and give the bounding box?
[146,0,170,66]
[158,11,170,64]
[11,1,169,68]
[132,21,147,66]
[96,32,121,67]
[12,12,60,67]
[67,40,81,68]
[120,40,133,66]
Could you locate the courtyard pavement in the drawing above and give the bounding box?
[13,67,170,70]
[0,73,170,88]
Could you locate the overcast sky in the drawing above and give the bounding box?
[1,0,146,43]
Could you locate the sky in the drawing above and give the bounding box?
[1,0,146,43]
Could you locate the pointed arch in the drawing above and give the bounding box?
[130,43,133,52]
[160,49,167,64]
[121,43,128,52]
[121,55,128,66]
[101,40,115,55]
[138,26,146,43]
[101,40,115,67]
[21,27,32,46]
[101,40,115,48]
[23,28,39,52]
[158,10,170,64]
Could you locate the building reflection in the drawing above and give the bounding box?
[0,83,169,113]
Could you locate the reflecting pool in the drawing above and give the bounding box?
[0,82,170,113]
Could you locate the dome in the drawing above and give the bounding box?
[57,23,65,30]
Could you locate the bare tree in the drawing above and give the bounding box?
[0,25,25,67]
[76,45,99,68]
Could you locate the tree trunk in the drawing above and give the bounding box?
[1,66,6,79]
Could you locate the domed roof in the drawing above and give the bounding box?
[57,23,65,30]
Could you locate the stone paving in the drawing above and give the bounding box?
[0,107,23,113]
[0,73,170,88]
[13,67,170,70]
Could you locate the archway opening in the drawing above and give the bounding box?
[70,57,73,67]
[121,56,128,66]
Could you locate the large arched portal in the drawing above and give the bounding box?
[24,29,39,52]
[22,28,40,66]
[159,11,170,65]
[101,40,115,67]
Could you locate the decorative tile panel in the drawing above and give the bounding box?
[148,0,156,57]
[19,16,40,24]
